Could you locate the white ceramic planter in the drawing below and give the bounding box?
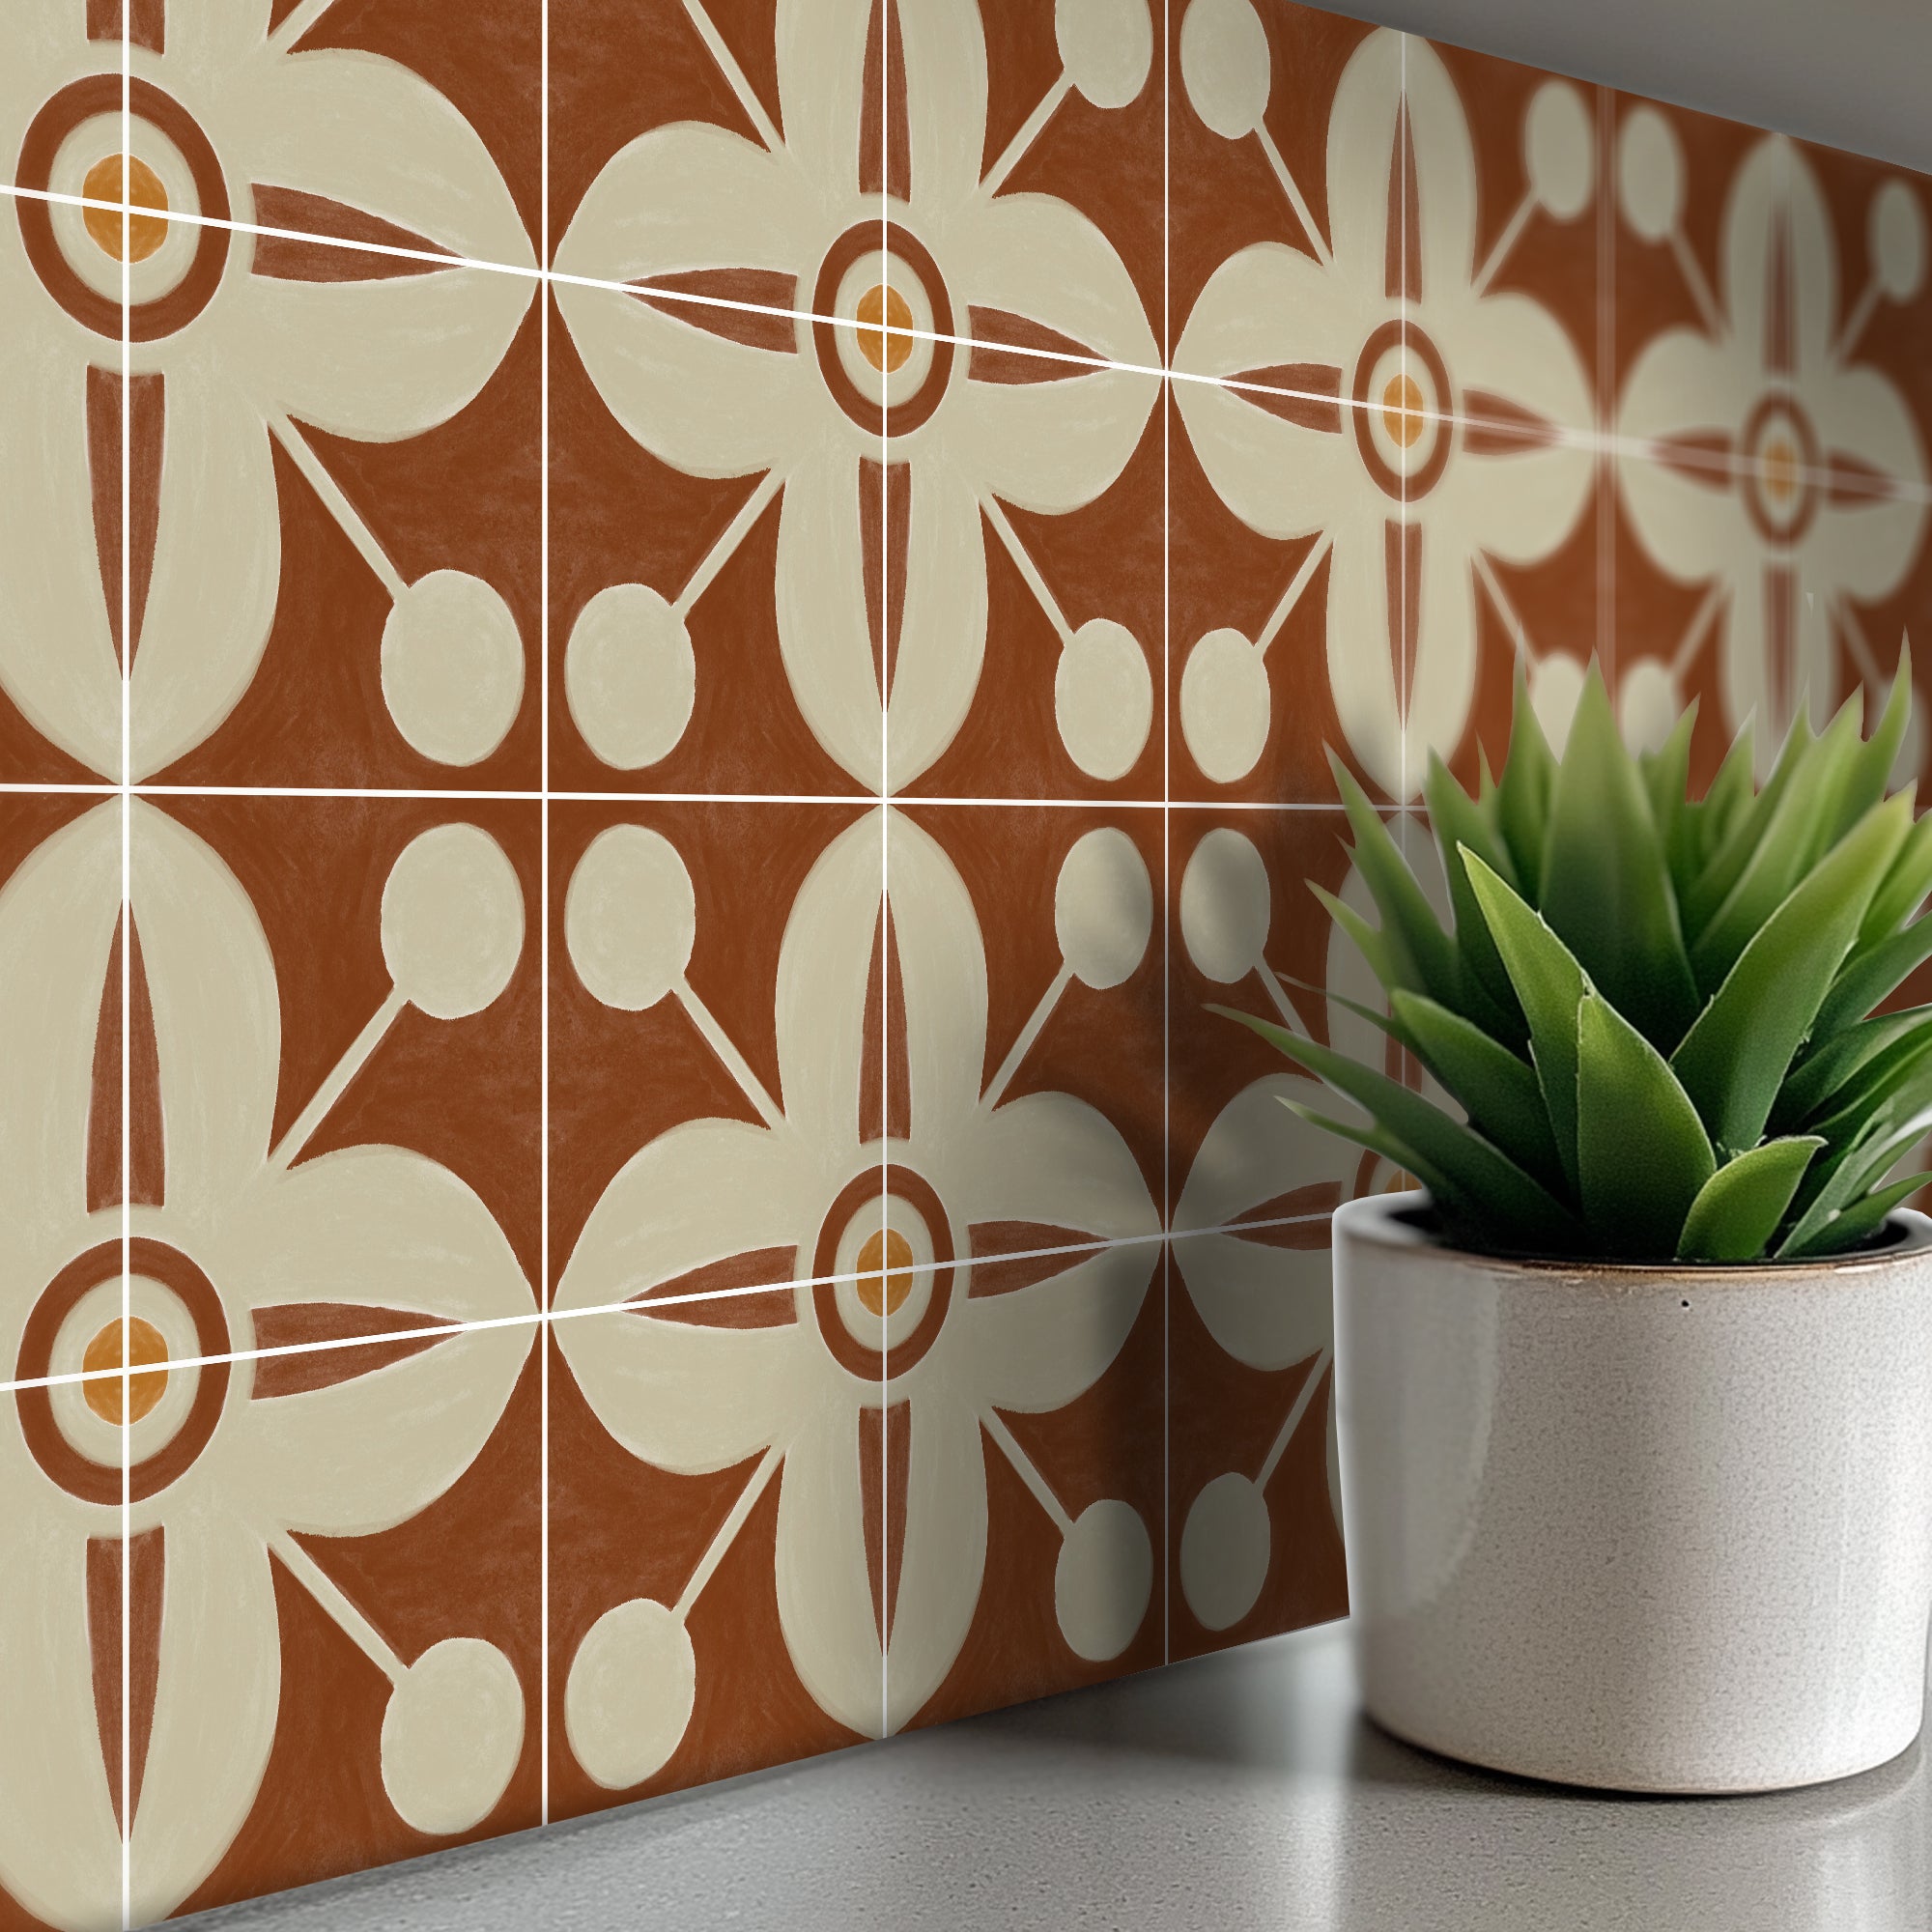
[1334,1192,1932,1793]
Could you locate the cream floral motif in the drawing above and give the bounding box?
[554,810,1158,1775]
[1175,20,1595,798]
[2,5,534,781]
[1615,123,1929,759]
[553,0,1160,794]
[1171,831,1434,1633]
[0,804,533,1931]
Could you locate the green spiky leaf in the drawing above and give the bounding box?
[1676,1138,1822,1262]
[1390,990,1561,1189]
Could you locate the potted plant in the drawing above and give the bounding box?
[1225,658,1932,1793]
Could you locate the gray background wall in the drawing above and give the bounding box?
[1321,0,1932,173]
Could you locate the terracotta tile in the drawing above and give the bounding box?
[900,0,1162,366]
[550,0,880,327]
[1167,802,1392,1657]
[1615,444,1932,785]
[121,241,542,790]
[546,282,881,799]
[549,797,879,1312]
[0,792,127,1932]
[547,1310,869,1815]
[909,391,1165,803]
[154,1334,541,1920]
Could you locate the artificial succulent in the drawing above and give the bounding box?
[1225,655,1932,1263]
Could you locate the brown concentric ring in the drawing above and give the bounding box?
[810,221,956,438]
[811,1169,954,1379]
[1739,391,1823,550]
[16,75,233,342]
[14,1237,234,1505]
[1350,319,1454,502]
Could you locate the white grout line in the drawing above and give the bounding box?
[0,1212,1335,1400]
[538,0,553,1833]
[1160,0,1173,1672]
[878,14,893,1747]
[118,32,132,1929]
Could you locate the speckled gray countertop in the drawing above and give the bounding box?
[184,1620,1931,1931]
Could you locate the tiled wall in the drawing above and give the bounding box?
[2,0,1929,1924]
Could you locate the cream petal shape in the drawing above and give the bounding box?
[1811,492,1931,607]
[1432,291,1593,450]
[1716,136,1788,382]
[1719,563,1778,743]
[0,284,122,780]
[1403,38,1481,323]
[1174,1072,1352,1238]
[1323,500,1407,800]
[0,803,118,1272]
[129,801,279,1232]
[774,0,873,217]
[1323,27,1406,288]
[1180,1229,1337,1376]
[885,811,988,1148]
[947,1092,1155,1246]
[774,1400,883,1738]
[1618,326,1757,458]
[215,44,534,270]
[1434,429,1594,569]
[887,451,986,792]
[1175,241,1366,390]
[126,1511,280,1925]
[895,0,990,215]
[774,446,881,791]
[1783,145,1837,390]
[882,1389,988,1733]
[944,192,1157,375]
[554,121,826,293]
[556,1304,810,1477]
[1816,364,1930,494]
[959,1240,1152,1416]
[219,1318,530,1538]
[0,1482,120,1932]
[774,810,885,1158]
[945,354,1159,519]
[1617,448,1755,590]
[556,1118,820,1317]
[126,349,281,782]
[0,10,85,174]
[1173,366,1364,540]
[555,277,817,482]
[216,1144,533,1332]
[218,263,533,445]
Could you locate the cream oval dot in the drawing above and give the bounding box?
[1617,657,1680,755]
[1180,628,1269,783]
[1056,1500,1152,1662]
[566,584,695,772]
[1871,179,1927,302]
[381,571,525,767]
[566,824,696,1011]
[1528,652,1587,756]
[1054,827,1151,990]
[1056,619,1151,781]
[1179,1471,1271,1632]
[381,824,525,1020]
[1618,105,1684,243]
[566,1599,696,1791]
[1179,828,1270,983]
[1179,0,1270,141]
[1056,0,1153,109]
[1524,80,1594,221]
[380,1638,524,1835]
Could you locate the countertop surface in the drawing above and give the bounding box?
[187,1620,1932,1931]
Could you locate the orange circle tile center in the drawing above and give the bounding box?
[856,283,915,374]
[82,1316,170,1425]
[856,1227,916,1317]
[82,153,169,262]
[1763,436,1799,502]
[1381,373,1426,448]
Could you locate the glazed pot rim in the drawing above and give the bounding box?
[1336,1191,1932,1286]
